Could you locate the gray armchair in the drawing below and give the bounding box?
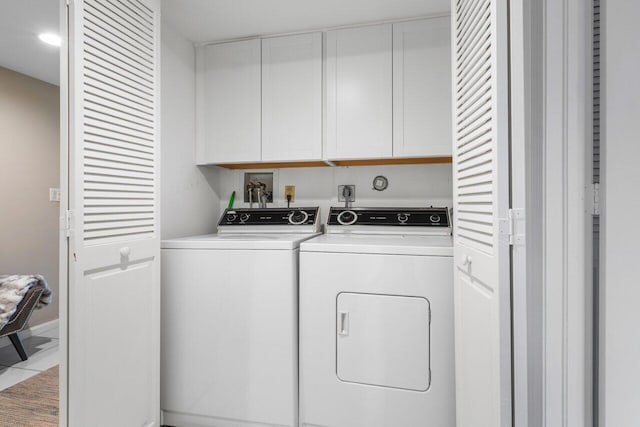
[0,284,47,361]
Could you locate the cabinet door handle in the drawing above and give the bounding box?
[338,311,349,336]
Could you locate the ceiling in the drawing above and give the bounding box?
[0,1,449,86]
[162,0,450,43]
[0,0,60,86]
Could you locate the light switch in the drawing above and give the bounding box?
[49,188,61,202]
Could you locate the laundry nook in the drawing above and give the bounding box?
[1,0,633,426]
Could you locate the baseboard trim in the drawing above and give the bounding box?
[0,319,59,349]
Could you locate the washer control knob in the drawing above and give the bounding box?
[226,213,237,222]
[429,214,441,223]
[288,210,309,225]
[397,213,409,223]
[337,210,358,226]
[240,213,250,222]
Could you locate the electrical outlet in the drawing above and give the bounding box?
[337,185,356,203]
[285,185,295,202]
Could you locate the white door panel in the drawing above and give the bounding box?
[66,0,161,425]
[326,24,393,160]
[452,0,512,426]
[336,293,431,392]
[72,261,156,424]
[161,248,298,426]
[393,17,452,157]
[196,39,261,164]
[455,270,497,426]
[299,251,455,427]
[262,32,323,161]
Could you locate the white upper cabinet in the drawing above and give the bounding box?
[393,17,452,157]
[196,18,452,165]
[196,39,261,164]
[326,24,393,160]
[262,33,323,162]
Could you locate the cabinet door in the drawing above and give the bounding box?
[262,33,322,161]
[393,17,452,158]
[196,39,261,164]
[326,24,393,160]
[336,293,431,392]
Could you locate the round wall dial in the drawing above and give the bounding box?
[372,175,389,191]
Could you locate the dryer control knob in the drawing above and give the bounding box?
[240,213,250,222]
[288,210,309,225]
[397,213,409,223]
[226,213,237,222]
[429,214,441,223]
[337,210,358,226]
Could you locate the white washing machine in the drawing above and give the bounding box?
[161,207,321,427]
[299,207,454,427]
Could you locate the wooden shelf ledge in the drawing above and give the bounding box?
[214,157,452,169]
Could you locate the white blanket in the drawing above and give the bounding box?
[0,275,53,330]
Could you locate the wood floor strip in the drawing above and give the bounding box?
[0,365,58,426]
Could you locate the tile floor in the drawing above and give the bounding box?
[0,325,59,391]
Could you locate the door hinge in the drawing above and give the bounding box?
[507,208,525,246]
[62,210,74,237]
[592,183,600,216]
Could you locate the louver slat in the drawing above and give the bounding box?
[84,213,154,223]
[84,165,153,181]
[81,0,156,244]
[454,0,495,254]
[457,210,493,224]
[84,206,154,215]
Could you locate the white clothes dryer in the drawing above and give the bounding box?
[161,208,321,427]
[299,207,454,427]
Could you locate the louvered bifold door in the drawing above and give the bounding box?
[451,0,512,426]
[66,0,160,425]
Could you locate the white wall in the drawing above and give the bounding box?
[217,163,453,220]
[161,23,221,239]
[160,21,452,232]
[600,1,640,426]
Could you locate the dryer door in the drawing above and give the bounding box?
[336,292,431,391]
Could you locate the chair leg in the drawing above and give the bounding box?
[8,333,28,361]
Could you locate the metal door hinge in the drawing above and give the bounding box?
[507,208,525,246]
[592,183,600,216]
[62,210,74,237]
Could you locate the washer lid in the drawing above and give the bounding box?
[300,234,453,256]
[162,232,320,250]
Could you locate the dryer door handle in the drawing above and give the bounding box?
[338,311,349,336]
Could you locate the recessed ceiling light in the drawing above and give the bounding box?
[38,33,61,47]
